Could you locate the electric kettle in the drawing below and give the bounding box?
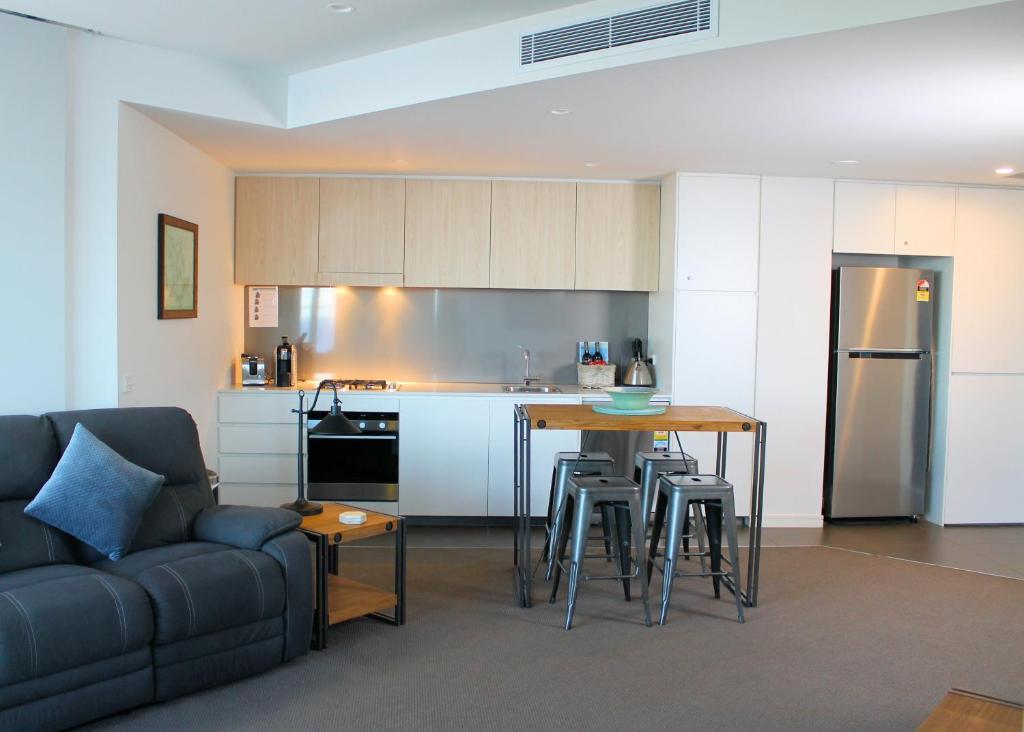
[623,338,654,386]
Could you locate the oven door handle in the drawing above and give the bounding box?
[307,434,397,441]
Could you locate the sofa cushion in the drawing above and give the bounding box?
[45,408,215,561]
[0,565,153,686]
[97,544,285,645]
[91,541,229,577]
[0,501,77,574]
[25,424,165,561]
[0,416,58,502]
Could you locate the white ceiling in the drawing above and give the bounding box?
[0,0,582,72]
[138,1,1024,186]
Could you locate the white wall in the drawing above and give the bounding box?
[66,29,284,410]
[0,14,67,414]
[647,173,678,393]
[116,106,240,462]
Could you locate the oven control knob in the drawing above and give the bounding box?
[378,422,386,429]
[358,422,366,429]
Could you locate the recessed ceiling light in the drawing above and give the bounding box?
[395,159,408,164]
[832,159,860,165]
[584,162,598,167]
[549,108,571,115]
[326,3,355,13]
[995,166,1015,175]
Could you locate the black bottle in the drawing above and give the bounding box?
[275,336,296,387]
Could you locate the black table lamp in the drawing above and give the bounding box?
[281,380,360,516]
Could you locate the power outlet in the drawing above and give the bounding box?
[121,374,134,394]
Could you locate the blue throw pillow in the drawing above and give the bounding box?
[25,423,165,561]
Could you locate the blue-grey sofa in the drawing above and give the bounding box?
[0,407,312,731]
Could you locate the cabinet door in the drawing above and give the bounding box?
[952,187,1024,373]
[895,184,955,256]
[833,181,895,254]
[672,291,757,515]
[398,398,489,516]
[575,183,659,291]
[235,177,318,285]
[943,374,1024,523]
[405,179,491,288]
[676,175,760,291]
[755,177,833,524]
[490,180,576,290]
[318,177,405,285]
[487,398,580,517]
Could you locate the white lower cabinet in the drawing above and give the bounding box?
[487,397,580,517]
[398,397,490,516]
[943,374,1024,524]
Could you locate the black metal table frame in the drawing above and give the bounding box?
[513,405,766,609]
[302,517,407,650]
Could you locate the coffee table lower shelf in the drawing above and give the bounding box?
[327,575,399,624]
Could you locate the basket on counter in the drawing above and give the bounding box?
[577,364,616,389]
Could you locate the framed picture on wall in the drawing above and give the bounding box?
[157,213,198,319]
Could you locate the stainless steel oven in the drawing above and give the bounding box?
[306,411,399,502]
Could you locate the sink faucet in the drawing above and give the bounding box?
[517,345,539,385]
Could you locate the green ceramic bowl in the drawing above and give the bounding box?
[604,386,658,410]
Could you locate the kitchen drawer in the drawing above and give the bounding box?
[219,424,303,455]
[219,454,303,485]
[219,393,299,424]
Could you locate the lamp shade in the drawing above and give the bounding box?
[309,405,361,435]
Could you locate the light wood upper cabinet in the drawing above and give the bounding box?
[833,181,896,254]
[895,184,955,256]
[404,179,491,288]
[318,177,405,285]
[235,177,319,285]
[575,182,659,291]
[490,180,576,290]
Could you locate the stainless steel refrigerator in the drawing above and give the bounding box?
[824,267,933,519]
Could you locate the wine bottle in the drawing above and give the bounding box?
[582,341,592,365]
[592,342,605,365]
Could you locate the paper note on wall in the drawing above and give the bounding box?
[249,286,278,327]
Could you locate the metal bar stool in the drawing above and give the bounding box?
[550,476,652,630]
[634,451,705,565]
[543,452,617,582]
[648,474,744,625]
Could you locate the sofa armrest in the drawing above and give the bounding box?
[192,505,301,550]
[261,530,313,661]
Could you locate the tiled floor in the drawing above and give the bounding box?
[373,521,1024,580]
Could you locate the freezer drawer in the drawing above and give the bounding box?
[835,267,933,351]
[826,352,930,518]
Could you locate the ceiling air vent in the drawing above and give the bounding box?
[520,0,716,67]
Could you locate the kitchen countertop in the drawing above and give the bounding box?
[219,381,671,400]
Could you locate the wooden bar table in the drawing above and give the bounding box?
[513,404,766,609]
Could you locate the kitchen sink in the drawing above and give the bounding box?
[501,384,562,393]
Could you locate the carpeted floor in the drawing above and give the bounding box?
[82,547,1023,731]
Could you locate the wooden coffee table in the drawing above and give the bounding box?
[300,503,406,650]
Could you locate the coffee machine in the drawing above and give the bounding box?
[275,336,297,387]
[240,354,268,386]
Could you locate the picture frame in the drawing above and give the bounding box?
[157,213,198,319]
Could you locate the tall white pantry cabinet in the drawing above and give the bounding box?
[654,174,833,527]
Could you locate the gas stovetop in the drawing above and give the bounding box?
[335,379,399,391]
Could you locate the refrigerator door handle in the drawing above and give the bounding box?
[846,351,927,360]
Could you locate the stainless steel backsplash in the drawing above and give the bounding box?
[243,287,648,384]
